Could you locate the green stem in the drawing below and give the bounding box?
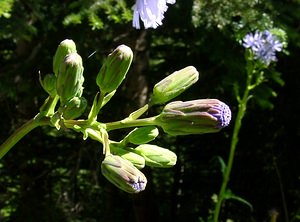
[0,114,49,159]
[213,60,255,222]
[105,116,157,131]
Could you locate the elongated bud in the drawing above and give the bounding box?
[56,53,84,105]
[155,99,231,136]
[101,154,147,193]
[53,39,77,76]
[59,97,87,120]
[110,145,145,169]
[96,45,133,94]
[39,74,57,97]
[123,126,159,145]
[150,66,199,105]
[134,144,177,168]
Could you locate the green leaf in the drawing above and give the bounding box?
[213,156,227,176]
[224,189,253,211]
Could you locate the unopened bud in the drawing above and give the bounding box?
[155,99,231,136]
[60,97,87,120]
[134,144,177,168]
[53,39,77,76]
[124,126,159,145]
[110,145,145,169]
[150,66,199,105]
[101,154,147,193]
[39,74,57,97]
[56,53,84,105]
[96,45,133,94]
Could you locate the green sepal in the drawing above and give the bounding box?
[39,73,57,97]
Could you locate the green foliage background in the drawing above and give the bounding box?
[0,0,300,221]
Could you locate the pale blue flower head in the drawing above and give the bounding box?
[243,30,283,65]
[133,0,176,29]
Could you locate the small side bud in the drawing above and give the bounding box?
[150,66,199,105]
[59,97,87,120]
[110,145,145,169]
[155,99,232,136]
[96,45,133,94]
[56,53,84,105]
[134,144,177,168]
[39,74,57,97]
[53,39,77,76]
[123,126,159,145]
[101,154,147,193]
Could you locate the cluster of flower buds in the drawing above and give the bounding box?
[40,39,87,121]
[38,39,232,194]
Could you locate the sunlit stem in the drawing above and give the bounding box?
[213,58,260,222]
[0,114,50,159]
[87,91,105,123]
[105,116,157,131]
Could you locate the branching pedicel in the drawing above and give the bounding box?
[0,39,231,193]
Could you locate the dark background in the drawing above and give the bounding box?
[0,0,299,221]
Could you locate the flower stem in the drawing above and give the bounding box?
[213,60,255,221]
[0,114,49,159]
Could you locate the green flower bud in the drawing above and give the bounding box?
[53,39,77,76]
[134,144,177,168]
[155,99,232,136]
[60,96,87,120]
[56,53,84,105]
[123,126,159,145]
[150,66,199,105]
[96,45,133,94]
[110,145,145,169]
[101,154,147,193]
[39,74,57,97]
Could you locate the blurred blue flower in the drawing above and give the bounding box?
[243,30,283,65]
[133,0,176,29]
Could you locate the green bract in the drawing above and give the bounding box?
[101,154,147,193]
[53,39,77,76]
[123,126,159,145]
[39,74,57,97]
[150,66,199,105]
[56,52,84,105]
[134,144,177,168]
[96,45,133,94]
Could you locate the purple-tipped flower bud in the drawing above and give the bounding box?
[96,45,133,94]
[150,66,199,105]
[101,154,147,193]
[155,99,231,136]
[134,144,177,168]
[53,39,77,76]
[56,53,84,105]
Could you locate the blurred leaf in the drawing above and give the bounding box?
[224,189,253,211]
